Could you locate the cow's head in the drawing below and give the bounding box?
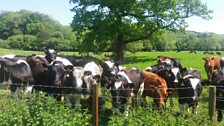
[101,61,120,88]
[26,54,50,73]
[61,66,84,93]
[82,71,94,94]
[49,60,65,87]
[44,47,58,63]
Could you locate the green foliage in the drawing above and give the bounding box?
[70,0,212,61]
[7,35,37,50]
[0,92,91,126]
[108,107,215,126]
[0,10,79,51]
[126,41,144,54]
[0,39,9,48]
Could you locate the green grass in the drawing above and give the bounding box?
[123,51,223,80]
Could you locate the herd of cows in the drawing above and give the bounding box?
[0,49,224,121]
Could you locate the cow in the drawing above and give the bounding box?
[177,68,202,114]
[142,71,168,108]
[44,47,101,67]
[0,57,34,99]
[203,56,221,81]
[157,56,185,76]
[189,50,197,54]
[26,54,65,100]
[100,59,122,106]
[145,62,183,107]
[216,51,221,55]
[61,66,84,108]
[211,59,224,121]
[110,68,144,114]
[82,62,102,95]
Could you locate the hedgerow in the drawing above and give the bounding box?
[0,93,91,126]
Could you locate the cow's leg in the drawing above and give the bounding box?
[137,82,144,107]
[217,110,223,122]
[169,95,174,107]
[192,104,198,114]
[25,85,33,97]
[100,85,109,113]
[74,94,81,107]
[179,104,184,115]
[64,94,73,108]
[124,104,129,117]
[141,91,147,107]
[101,86,108,105]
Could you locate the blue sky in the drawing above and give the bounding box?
[0,0,223,34]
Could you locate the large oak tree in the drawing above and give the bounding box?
[70,0,212,62]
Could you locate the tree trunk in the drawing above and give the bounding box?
[114,34,125,63]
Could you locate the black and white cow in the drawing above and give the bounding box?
[110,68,144,114]
[100,60,122,105]
[0,57,34,99]
[44,47,101,67]
[61,66,84,108]
[177,68,202,114]
[82,62,102,95]
[157,55,186,76]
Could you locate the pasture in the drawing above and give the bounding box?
[0,48,224,125]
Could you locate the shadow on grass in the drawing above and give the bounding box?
[123,56,157,65]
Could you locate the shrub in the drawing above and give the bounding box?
[0,93,91,126]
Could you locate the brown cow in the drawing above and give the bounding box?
[203,56,221,81]
[142,71,168,107]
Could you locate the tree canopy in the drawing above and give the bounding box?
[70,0,212,62]
[0,10,78,51]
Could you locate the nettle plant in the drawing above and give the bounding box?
[0,93,91,126]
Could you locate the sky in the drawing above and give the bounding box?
[0,0,224,34]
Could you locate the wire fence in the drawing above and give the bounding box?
[0,82,223,125]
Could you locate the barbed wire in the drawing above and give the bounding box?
[0,82,216,91]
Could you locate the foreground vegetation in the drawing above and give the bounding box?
[1,49,224,125]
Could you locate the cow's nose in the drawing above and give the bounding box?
[174,79,178,83]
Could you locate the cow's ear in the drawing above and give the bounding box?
[65,65,73,71]
[55,49,60,55]
[114,62,119,68]
[182,67,187,73]
[44,47,48,53]
[129,83,135,88]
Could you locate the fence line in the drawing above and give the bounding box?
[0,82,216,90]
[0,82,222,124]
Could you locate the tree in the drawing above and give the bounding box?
[0,10,79,51]
[70,0,212,62]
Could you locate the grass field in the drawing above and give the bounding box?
[1,48,224,125]
[1,48,222,80]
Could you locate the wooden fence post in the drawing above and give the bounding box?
[209,86,216,121]
[92,82,98,126]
